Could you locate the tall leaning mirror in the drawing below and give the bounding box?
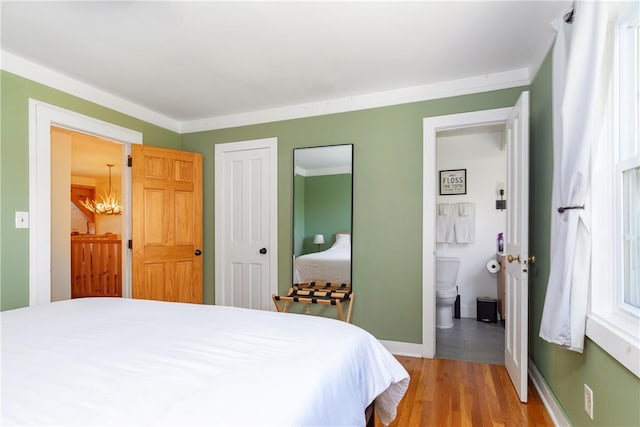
[293,144,353,286]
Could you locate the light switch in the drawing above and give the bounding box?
[15,211,29,229]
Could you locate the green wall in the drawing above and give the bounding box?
[181,86,526,342]
[293,174,305,256]
[300,173,352,255]
[529,51,640,426]
[0,70,181,310]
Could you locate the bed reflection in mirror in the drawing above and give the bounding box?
[293,144,353,286]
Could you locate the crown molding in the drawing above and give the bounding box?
[180,68,530,133]
[2,50,531,135]
[1,50,181,133]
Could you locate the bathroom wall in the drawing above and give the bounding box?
[436,125,507,318]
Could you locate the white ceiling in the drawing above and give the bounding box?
[1,1,570,126]
[295,144,352,176]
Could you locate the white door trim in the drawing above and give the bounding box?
[28,99,142,306]
[214,137,278,306]
[422,107,511,358]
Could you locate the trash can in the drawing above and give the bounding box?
[477,297,497,323]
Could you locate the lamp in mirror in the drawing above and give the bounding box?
[313,234,325,251]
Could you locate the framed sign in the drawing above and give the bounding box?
[439,169,467,195]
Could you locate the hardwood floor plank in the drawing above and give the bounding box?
[489,363,512,425]
[473,363,493,427]
[482,364,503,426]
[376,356,554,427]
[394,356,421,426]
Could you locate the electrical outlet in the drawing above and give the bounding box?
[584,384,594,420]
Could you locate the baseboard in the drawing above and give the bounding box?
[461,304,476,318]
[528,357,571,426]
[379,340,423,358]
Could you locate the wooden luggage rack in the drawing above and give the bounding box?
[272,282,354,323]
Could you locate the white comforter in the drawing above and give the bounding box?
[294,246,351,284]
[1,298,408,426]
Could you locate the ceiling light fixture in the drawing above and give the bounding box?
[80,164,123,215]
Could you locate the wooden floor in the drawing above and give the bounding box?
[376,356,554,427]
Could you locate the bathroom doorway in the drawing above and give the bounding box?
[424,93,531,401]
[434,124,507,364]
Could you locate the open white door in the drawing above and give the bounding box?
[504,91,530,403]
[214,138,278,310]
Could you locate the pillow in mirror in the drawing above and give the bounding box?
[332,233,351,249]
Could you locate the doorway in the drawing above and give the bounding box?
[434,124,507,364]
[50,127,125,301]
[28,100,141,306]
[423,92,530,402]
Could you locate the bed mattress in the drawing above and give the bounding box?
[1,298,408,426]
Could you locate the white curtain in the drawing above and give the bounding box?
[539,1,611,352]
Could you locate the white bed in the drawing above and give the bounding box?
[1,297,408,426]
[295,233,351,284]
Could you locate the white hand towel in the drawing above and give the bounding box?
[458,202,471,216]
[454,203,475,243]
[437,203,455,243]
[438,204,450,216]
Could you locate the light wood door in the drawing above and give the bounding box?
[132,145,203,303]
[504,91,530,402]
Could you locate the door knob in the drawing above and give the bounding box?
[508,254,536,264]
[259,248,267,254]
[194,249,202,256]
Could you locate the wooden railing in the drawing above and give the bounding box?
[71,235,122,298]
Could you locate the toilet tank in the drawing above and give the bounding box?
[436,256,460,285]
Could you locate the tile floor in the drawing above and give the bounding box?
[436,318,505,365]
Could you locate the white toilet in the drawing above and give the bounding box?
[436,257,460,329]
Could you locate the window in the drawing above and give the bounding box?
[618,11,640,313]
[587,3,640,378]
[622,167,639,310]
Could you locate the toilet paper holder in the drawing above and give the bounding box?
[486,260,501,274]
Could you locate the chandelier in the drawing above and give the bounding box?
[80,164,123,215]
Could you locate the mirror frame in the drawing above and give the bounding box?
[292,144,354,286]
